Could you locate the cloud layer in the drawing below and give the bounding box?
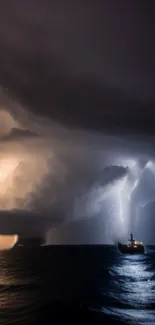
[0,93,155,241]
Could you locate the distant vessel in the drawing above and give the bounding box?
[118,233,144,254]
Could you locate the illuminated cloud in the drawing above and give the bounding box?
[0,2,154,244]
[0,234,18,250]
[0,109,19,136]
[0,94,154,242]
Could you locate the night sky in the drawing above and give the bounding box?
[0,1,155,243]
[0,0,155,132]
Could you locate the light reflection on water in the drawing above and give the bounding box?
[0,246,154,324]
[0,252,38,324]
[103,251,155,324]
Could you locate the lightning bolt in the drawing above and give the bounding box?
[103,160,155,240]
[112,176,128,226]
[108,174,140,234]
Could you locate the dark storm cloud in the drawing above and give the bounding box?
[0,104,132,238]
[0,104,155,241]
[0,128,38,141]
[0,1,155,242]
[0,210,64,237]
[0,1,155,133]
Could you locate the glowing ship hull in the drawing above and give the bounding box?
[118,233,144,254]
[118,242,144,254]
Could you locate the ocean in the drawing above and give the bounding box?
[0,245,155,325]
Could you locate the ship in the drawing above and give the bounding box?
[118,232,144,254]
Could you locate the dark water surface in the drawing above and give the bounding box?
[0,245,155,325]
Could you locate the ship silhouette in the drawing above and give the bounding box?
[118,232,144,254]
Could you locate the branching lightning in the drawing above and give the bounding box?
[110,160,155,239]
[107,163,145,238]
